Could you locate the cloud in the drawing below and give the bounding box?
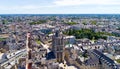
[53,0,120,6]
[0,0,120,14]
[0,5,55,11]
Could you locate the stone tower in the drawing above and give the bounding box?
[52,30,64,63]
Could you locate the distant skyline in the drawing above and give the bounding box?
[0,0,120,14]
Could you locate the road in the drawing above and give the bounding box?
[40,41,50,53]
[0,49,27,69]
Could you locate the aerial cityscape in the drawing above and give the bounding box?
[0,14,120,69]
[0,0,120,69]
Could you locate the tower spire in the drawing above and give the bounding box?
[26,32,32,69]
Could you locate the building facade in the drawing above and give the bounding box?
[52,30,64,63]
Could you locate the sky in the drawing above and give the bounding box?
[0,0,120,14]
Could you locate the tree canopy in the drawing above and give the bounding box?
[0,38,6,41]
[63,29,114,40]
[30,20,46,25]
[116,59,120,63]
[66,22,77,25]
[91,20,97,25]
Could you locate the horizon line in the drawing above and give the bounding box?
[0,13,120,15]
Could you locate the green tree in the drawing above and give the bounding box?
[91,20,97,25]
